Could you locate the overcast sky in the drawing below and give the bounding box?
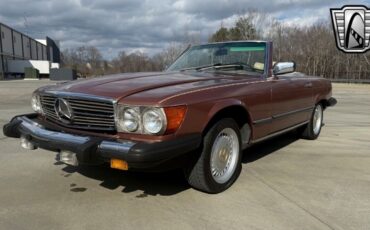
[0,0,369,59]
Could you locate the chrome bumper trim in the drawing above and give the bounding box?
[14,116,136,154]
[18,116,91,145]
[99,140,136,154]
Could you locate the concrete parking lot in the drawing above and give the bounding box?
[0,80,369,230]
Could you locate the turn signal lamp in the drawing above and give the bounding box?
[111,159,129,171]
[164,106,187,134]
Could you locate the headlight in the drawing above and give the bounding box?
[123,108,140,132]
[115,105,186,135]
[116,107,140,133]
[142,108,166,134]
[31,93,42,113]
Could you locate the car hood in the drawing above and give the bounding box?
[42,71,260,102]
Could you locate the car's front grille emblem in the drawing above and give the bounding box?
[54,98,73,124]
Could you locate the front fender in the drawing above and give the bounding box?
[203,98,252,131]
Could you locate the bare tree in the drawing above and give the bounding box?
[61,46,103,77]
[208,11,370,81]
[61,13,370,81]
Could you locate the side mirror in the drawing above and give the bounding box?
[273,62,296,75]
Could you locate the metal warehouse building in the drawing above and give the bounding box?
[0,22,60,80]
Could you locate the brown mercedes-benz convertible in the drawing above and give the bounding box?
[3,41,336,193]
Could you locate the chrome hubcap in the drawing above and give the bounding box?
[313,105,323,135]
[210,128,239,184]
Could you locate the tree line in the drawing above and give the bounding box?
[61,43,186,78]
[61,11,370,80]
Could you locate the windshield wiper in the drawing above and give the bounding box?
[227,62,254,70]
[197,62,254,71]
[179,63,222,72]
[180,62,255,72]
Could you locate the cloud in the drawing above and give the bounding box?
[0,0,364,58]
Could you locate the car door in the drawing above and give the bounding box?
[269,75,313,133]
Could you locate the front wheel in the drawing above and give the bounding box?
[300,103,323,140]
[184,118,242,193]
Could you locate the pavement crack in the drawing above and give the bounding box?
[250,169,335,230]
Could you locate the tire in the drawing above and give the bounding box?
[184,118,242,193]
[300,103,324,140]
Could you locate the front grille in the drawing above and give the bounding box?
[40,94,116,131]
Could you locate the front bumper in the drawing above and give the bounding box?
[3,114,201,169]
[327,97,337,107]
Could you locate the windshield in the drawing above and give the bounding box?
[167,42,266,74]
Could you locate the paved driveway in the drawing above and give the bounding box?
[0,80,369,230]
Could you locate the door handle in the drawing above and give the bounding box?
[304,82,313,88]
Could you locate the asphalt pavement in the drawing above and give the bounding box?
[0,80,369,230]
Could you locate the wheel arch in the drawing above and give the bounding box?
[316,97,331,109]
[202,99,253,148]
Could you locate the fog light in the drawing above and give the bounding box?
[59,151,79,166]
[20,135,36,150]
[110,159,128,171]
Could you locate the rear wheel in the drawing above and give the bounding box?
[300,103,323,140]
[184,118,242,193]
